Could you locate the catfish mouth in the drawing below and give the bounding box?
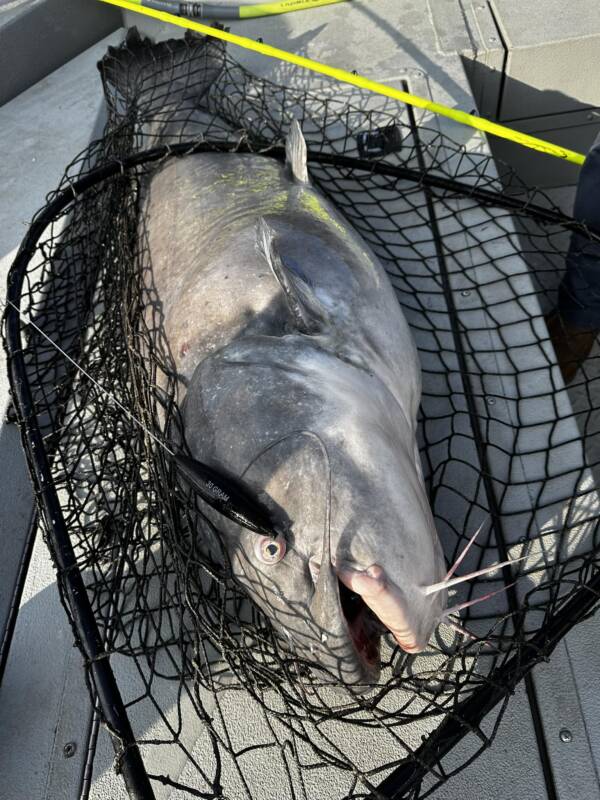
[338,578,381,666]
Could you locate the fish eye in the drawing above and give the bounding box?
[255,534,286,565]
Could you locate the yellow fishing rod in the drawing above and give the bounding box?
[128,0,349,18]
[99,0,585,166]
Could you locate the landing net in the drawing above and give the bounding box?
[5,28,600,800]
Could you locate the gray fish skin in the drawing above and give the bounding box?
[141,128,447,687]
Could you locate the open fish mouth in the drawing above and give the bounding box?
[335,563,429,658]
[337,578,381,666]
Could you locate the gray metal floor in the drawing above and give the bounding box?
[1,3,600,798]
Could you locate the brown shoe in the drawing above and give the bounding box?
[545,311,598,384]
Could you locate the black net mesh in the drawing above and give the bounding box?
[5,28,600,800]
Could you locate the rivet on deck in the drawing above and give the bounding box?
[63,742,77,758]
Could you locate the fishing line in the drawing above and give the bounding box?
[4,298,280,536]
[4,298,176,457]
[5,290,324,564]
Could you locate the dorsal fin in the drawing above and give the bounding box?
[257,218,326,335]
[285,119,309,184]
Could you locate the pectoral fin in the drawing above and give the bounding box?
[256,218,328,335]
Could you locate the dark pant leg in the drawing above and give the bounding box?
[558,134,600,329]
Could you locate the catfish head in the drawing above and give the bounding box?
[181,219,449,689]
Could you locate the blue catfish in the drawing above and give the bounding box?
[140,116,453,686]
